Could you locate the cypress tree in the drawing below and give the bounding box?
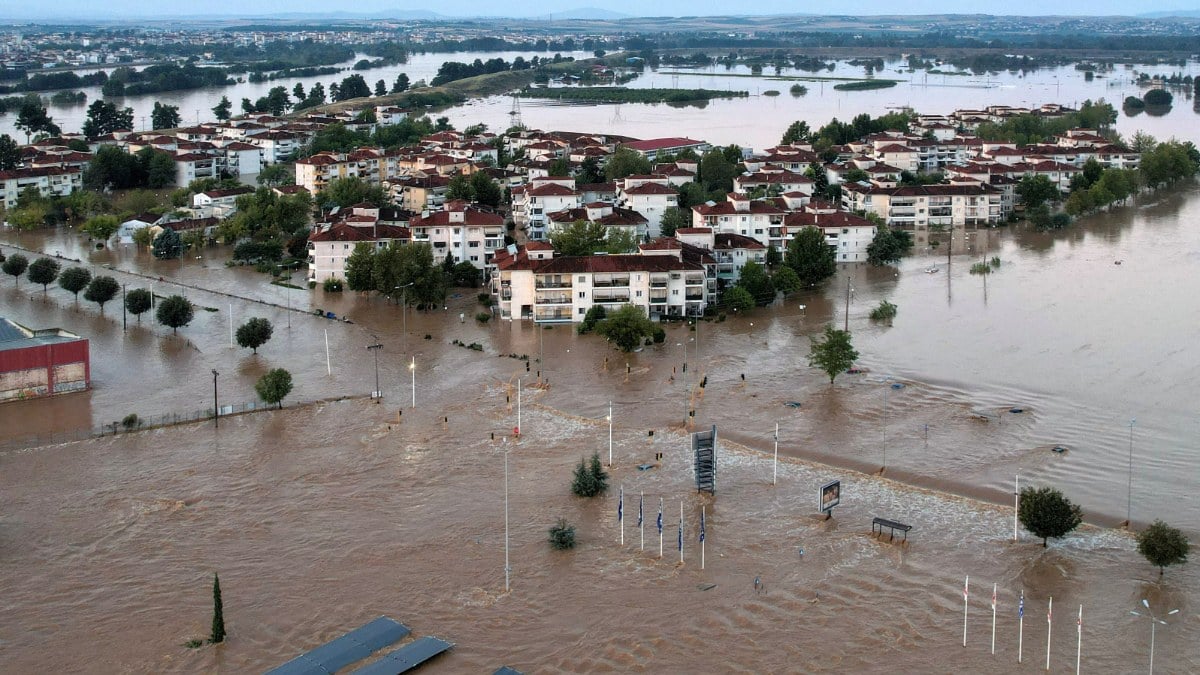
[210,573,225,644]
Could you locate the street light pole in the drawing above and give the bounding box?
[1131,600,1179,675]
[409,356,416,409]
[367,341,383,399]
[1126,418,1136,526]
[276,264,292,330]
[212,369,219,427]
[844,274,852,332]
[395,283,413,352]
[607,401,613,466]
[504,439,510,592]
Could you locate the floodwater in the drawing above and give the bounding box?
[2,53,1200,673]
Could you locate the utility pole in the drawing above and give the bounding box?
[843,275,851,332]
[211,370,219,427]
[367,341,383,399]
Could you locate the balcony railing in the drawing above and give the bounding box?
[535,279,573,289]
[592,279,630,288]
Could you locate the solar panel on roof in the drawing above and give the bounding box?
[264,617,411,675]
[348,636,453,675]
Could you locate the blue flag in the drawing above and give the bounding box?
[1019,593,1024,618]
[637,494,643,528]
[657,500,663,534]
[617,487,623,523]
[677,519,683,551]
[700,509,706,543]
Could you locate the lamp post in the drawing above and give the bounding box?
[211,369,219,427]
[1126,418,1136,526]
[606,401,613,466]
[676,338,692,374]
[276,264,292,330]
[367,341,383,399]
[409,356,416,409]
[1130,600,1178,674]
[394,283,413,352]
[503,438,511,592]
[516,377,522,436]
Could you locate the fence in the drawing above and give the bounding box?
[0,396,361,453]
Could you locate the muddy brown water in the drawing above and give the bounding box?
[3,187,1200,671]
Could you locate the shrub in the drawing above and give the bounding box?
[578,305,606,334]
[869,300,898,321]
[548,518,576,550]
[476,312,491,323]
[323,278,344,292]
[1143,89,1173,106]
[121,413,140,430]
[477,292,491,305]
[652,327,666,343]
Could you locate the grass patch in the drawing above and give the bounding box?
[518,87,748,104]
[833,80,899,91]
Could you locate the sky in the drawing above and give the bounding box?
[6,1,1200,20]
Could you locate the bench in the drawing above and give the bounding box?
[872,517,912,542]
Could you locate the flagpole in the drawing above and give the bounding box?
[639,492,644,552]
[679,501,684,564]
[991,583,997,655]
[772,422,778,485]
[619,486,624,546]
[658,497,663,558]
[700,506,706,570]
[1080,605,1089,672]
[1046,596,1053,671]
[1019,590,1025,663]
[963,575,969,648]
[1014,474,1020,542]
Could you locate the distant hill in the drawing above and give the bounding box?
[1139,9,1200,17]
[547,7,633,20]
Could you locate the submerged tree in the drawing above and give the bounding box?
[1137,520,1190,577]
[1018,486,1083,547]
[808,324,858,385]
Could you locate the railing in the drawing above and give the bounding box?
[650,281,669,288]
[535,293,572,304]
[535,280,572,289]
[591,279,630,288]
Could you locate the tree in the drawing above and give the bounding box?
[1136,520,1190,576]
[153,228,184,259]
[156,295,194,334]
[83,145,146,191]
[235,317,274,354]
[765,244,782,268]
[374,79,387,97]
[1143,89,1173,107]
[16,98,59,141]
[2,254,28,286]
[83,275,120,313]
[0,134,20,170]
[722,286,755,313]
[344,242,377,292]
[27,257,60,293]
[1018,486,1083,547]
[125,288,152,321]
[780,120,812,145]
[595,304,656,352]
[212,96,232,122]
[82,100,134,139]
[132,227,154,248]
[372,242,445,308]
[58,266,91,302]
[6,204,48,231]
[576,156,604,185]
[808,324,858,385]
[256,164,294,187]
[81,215,120,242]
[1015,174,1059,209]
[659,206,689,237]
[699,147,738,194]
[334,74,371,101]
[151,102,181,130]
[785,226,836,286]
[737,260,776,305]
[255,368,294,409]
[550,220,610,256]
[866,227,914,266]
[392,73,410,93]
[210,573,225,644]
[143,149,176,188]
[604,147,652,181]
[469,171,502,208]
[316,176,386,209]
[571,451,610,497]
[293,82,306,101]
[773,265,801,295]
[806,161,829,197]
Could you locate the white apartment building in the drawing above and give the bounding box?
[841,183,1006,228]
[307,222,410,283]
[0,166,84,210]
[492,242,714,322]
[510,177,580,241]
[616,176,678,238]
[691,193,788,249]
[407,200,505,270]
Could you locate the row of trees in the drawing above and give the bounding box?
[343,241,449,308]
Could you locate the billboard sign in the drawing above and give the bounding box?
[820,480,841,513]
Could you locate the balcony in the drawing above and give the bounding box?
[535,292,572,305]
[593,292,630,303]
[685,293,704,301]
[535,278,572,289]
[650,293,668,303]
[592,278,630,288]
[535,308,573,322]
[684,276,704,286]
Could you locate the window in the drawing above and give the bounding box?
[469,241,480,247]
[672,289,679,295]
[578,276,586,282]
[578,307,587,315]
[578,291,585,298]
[470,256,478,262]
[636,290,642,297]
